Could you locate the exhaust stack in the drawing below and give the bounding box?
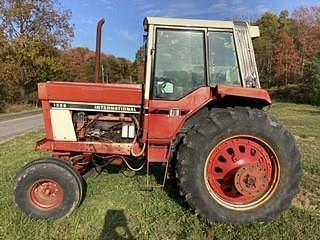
[95,18,105,83]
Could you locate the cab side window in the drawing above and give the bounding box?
[208,32,241,86]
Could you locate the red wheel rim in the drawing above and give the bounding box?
[29,179,64,211]
[205,136,280,210]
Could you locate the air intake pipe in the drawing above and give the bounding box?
[95,18,105,83]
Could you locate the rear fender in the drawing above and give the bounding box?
[213,85,272,109]
[181,85,272,131]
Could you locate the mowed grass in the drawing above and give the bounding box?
[0,102,320,240]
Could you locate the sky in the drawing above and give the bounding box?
[61,0,320,61]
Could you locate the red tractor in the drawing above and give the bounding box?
[14,17,302,224]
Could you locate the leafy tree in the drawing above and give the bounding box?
[135,46,146,64]
[253,37,274,88]
[292,7,320,73]
[85,56,96,82]
[104,56,122,83]
[0,29,12,107]
[278,10,290,32]
[0,0,74,102]
[63,47,93,82]
[0,0,73,48]
[255,12,280,43]
[134,46,146,83]
[273,32,301,86]
[254,12,280,87]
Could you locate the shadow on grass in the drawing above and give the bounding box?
[99,209,135,240]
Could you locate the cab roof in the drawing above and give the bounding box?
[145,17,235,30]
[144,17,260,38]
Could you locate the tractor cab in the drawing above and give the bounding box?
[141,18,269,144]
[143,17,261,103]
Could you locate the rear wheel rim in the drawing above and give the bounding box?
[29,179,64,211]
[204,135,280,210]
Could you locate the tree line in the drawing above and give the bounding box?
[253,7,320,104]
[0,1,319,112]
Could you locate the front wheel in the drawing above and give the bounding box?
[176,107,302,223]
[14,158,84,219]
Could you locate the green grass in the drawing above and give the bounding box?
[1,102,320,239]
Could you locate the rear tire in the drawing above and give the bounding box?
[176,107,302,223]
[14,158,84,220]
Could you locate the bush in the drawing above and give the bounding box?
[269,84,315,104]
[304,54,320,105]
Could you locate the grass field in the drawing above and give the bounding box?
[0,102,320,240]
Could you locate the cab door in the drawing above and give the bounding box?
[146,28,211,143]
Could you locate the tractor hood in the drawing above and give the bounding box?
[38,81,143,106]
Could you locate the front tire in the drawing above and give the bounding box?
[176,107,302,223]
[14,158,84,220]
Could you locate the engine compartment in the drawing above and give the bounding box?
[72,111,139,143]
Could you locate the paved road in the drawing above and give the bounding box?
[0,113,44,144]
